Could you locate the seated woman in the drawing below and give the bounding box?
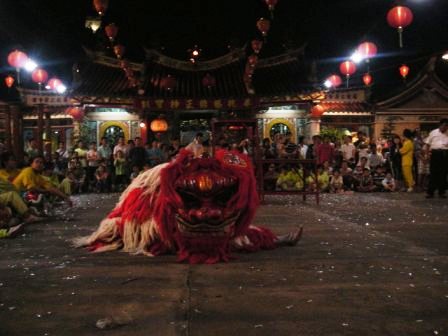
[276,166,302,191]
[307,165,329,192]
[13,156,72,209]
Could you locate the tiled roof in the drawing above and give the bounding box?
[71,48,312,100]
[321,102,370,113]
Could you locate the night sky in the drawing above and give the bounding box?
[0,0,447,96]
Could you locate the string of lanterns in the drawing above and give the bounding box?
[323,4,415,92]
[4,49,67,93]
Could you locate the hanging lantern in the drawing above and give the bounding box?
[251,39,263,54]
[120,60,130,70]
[387,6,414,48]
[357,42,378,61]
[339,61,357,87]
[160,75,176,90]
[31,68,49,84]
[47,78,62,90]
[113,45,125,59]
[245,63,255,77]
[105,23,118,42]
[248,54,259,67]
[7,50,28,69]
[256,18,271,37]
[363,73,373,86]
[93,0,109,16]
[265,0,278,18]
[326,74,342,88]
[202,73,216,88]
[150,116,168,133]
[4,75,14,88]
[311,104,325,118]
[399,64,410,79]
[67,107,85,121]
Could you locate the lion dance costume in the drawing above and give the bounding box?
[74,149,283,264]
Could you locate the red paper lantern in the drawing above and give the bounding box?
[251,39,263,54]
[387,6,413,48]
[113,45,125,59]
[363,73,373,86]
[326,74,342,88]
[357,42,378,60]
[399,64,410,79]
[4,75,14,88]
[339,61,357,77]
[256,18,271,37]
[311,104,325,118]
[202,73,216,88]
[31,68,48,84]
[7,50,28,69]
[47,78,62,90]
[105,23,118,42]
[67,107,85,121]
[93,0,109,16]
[120,60,130,69]
[150,117,168,133]
[245,63,255,77]
[160,75,176,90]
[265,0,278,11]
[248,54,259,67]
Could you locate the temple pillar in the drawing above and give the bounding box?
[306,118,321,140]
[10,104,24,159]
[36,105,44,155]
[72,120,81,145]
[3,105,12,152]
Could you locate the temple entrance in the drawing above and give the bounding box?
[103,125,125,146]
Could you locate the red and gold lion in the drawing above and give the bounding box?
[74,149,301,264]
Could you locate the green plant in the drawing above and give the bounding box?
[319,127,347,142]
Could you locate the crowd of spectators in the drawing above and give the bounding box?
[261,129,430,194]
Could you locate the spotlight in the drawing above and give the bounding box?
[24,59,38,72]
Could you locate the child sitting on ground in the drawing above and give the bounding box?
[382,172,396,192]
[372,165,386,191]
[356,168,376,192]
[95,164,109,193]
[329,170,344,193]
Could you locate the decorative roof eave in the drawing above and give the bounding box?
[323,111,373,116]
[257,46,306,69]
[144,47,246,72]
[70,95,135,106]
[377,57,448,109]
[83,47,143,72]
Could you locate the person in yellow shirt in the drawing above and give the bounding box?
[400,129,415,192]
[13,156,72,207]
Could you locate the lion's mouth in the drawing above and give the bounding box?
[175,213,238,237]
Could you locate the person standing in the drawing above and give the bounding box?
[128,137,146,170]
[400,129,415,192]
[186,133,205,158]
[424,119,448,199]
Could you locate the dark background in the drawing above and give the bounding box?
[0,0,447,95]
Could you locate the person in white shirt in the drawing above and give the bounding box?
[382,172,396,192]
[113,137,127,157]
[424,119,448,198]
[341,136,356,162]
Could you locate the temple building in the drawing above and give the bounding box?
[1,49,448,158]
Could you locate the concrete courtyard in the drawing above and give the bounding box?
[0,192,447,336]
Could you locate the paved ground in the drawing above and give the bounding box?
[0,192,447,336]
